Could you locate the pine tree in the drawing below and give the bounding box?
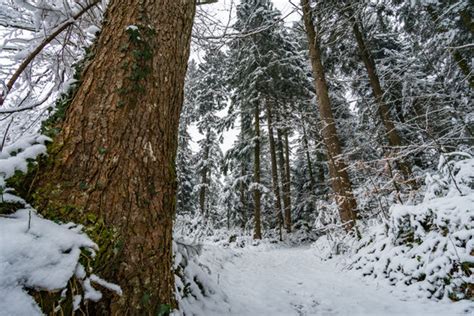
[227,0,284,239]
[345,2,414,184]
[177,60,198,216]
[393,0,473,145]
[227,0,314,236]
[194,48,227,217]
[223,121,254,230]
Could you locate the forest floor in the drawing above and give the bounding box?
[194,244,472,316]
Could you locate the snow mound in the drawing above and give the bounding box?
[0,135,120,315]
[351,155,474,301]
[173,240,230,315]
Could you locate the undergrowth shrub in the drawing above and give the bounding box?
[350,154,474,300]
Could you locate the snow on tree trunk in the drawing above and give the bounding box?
[253,102,262,240]
[265,99,284,239]
[199,130,211,216]
[283,130,292,232]
[300,114,316,191]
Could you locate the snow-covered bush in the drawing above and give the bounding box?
[351,154,474,300]
[0,209,121,315]
[173,240,230,315]
[0,135,120,315]
[175,213,218,242]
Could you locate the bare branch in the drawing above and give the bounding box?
[2,0,101,102]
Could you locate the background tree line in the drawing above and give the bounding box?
[176,0,473,240]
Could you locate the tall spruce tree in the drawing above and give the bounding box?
[194,48,227,217]
[177,60,198,216]
[227,0,282,238]
[300,0,358,231]
[227,0,314,236]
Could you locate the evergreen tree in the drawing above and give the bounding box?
[227,0,282,238]
[300,0,358,231]
[176,60,198,215]
[227,0,314,236]
[193,48,227,218]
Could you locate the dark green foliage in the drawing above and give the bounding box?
[0,201,24,216]
[158,304,171,316]
[122,25,155,95]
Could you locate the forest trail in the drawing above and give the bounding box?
[201,245,469,316]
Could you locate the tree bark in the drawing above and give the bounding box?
[351,17,414,184]
[283,130,292,232]
[33,0,196,313]
[199,130,210,215]
[239,164,248,229]
[300,0,357,231]
[253,102,262,239]
[276,129,291,233]
[265,99,283,239]
[300,114,316,190]
[315,132,326,186]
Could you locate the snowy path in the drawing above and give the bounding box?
[200,246,472,316]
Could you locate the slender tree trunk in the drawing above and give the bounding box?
[315,132,326,186]
[227,206,230,230]
[276,129,286,195]
[300,113,315,190]
[239,165,248,229]
[33,0,196,313]
[199,130,210,215]
[301,0,357,231]
[283,130,292,232]
[351,17,414,184]
[253,103,262,239]
[265,99,283,239]
[277,129,292,233]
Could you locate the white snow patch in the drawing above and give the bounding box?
[126,25,139,31]
[0,135,121,315]
[178,244,473,315]
[350,155,474,301]
[0,209,98,315]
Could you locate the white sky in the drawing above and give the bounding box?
[207,0,298,19]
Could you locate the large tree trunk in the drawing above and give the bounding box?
[350,17,414,184]
[300,0,357,231]
[253,102,262,239]
[33,0,196,313]
[265,99,284,239]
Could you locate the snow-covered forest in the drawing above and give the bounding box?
[0,0,473,315]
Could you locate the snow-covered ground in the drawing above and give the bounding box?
[188,244,473,316]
